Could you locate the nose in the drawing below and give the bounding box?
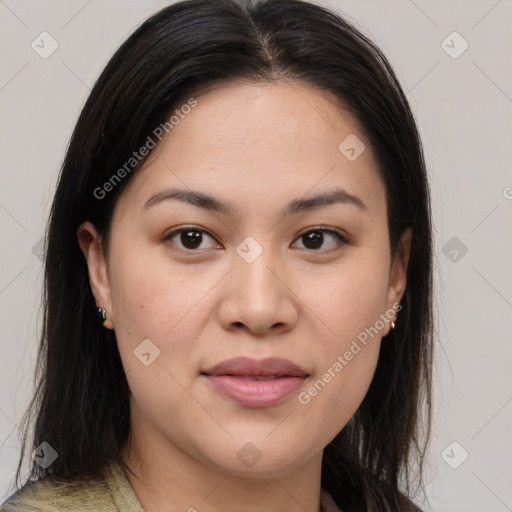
[217,245,299,336]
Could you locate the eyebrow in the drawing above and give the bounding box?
[143,186,367,215]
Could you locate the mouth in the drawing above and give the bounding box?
[221,375,290,380]
[201,357,309,408]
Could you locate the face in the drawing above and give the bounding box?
[78,80,409,478]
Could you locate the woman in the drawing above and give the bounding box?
[2,0,433,510]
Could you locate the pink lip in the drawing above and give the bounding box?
[202,357,309,408]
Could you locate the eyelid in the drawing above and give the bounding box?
[292,226,350,250]
[295,225,348,240]
[162,225,350,252]
[163,225,222,249]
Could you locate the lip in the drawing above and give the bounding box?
[201,357,309,408]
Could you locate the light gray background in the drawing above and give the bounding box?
[1,0,511,510]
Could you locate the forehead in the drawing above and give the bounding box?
[119,79,386,217]
[164,80,365,157]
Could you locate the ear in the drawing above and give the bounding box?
[77,221,115,329]
[383,227,412,333]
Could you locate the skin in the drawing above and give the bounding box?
[78,79,411,512]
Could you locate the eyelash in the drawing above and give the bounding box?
[162,225,350,253]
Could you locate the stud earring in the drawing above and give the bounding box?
[97,307,107,324]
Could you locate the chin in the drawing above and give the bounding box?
[194,436,314,478]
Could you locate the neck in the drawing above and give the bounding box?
[121,415,324,512]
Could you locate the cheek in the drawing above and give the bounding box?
[108,240,213,339]
[300,252,390,340]
[295,288,383,443]
[292,253,388,429]
[297,342,380,447]
[106,244,213,393]
[108,249,214,437]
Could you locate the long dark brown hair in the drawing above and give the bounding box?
[9,1,433,510]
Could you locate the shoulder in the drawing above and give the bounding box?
[0,473,117,512]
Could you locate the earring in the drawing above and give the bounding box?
[390,320,396,329]
[97,307,107,324]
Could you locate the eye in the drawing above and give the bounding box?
[291,228,348,251]
[163,226,220,251]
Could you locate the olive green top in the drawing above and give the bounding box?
[1,461,342,511]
